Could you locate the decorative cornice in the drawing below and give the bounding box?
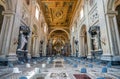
[2,10,15,15]
[106,11,118,15]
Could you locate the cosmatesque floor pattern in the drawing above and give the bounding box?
[0,57,120,79]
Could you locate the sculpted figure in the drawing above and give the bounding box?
[18,31,27,50]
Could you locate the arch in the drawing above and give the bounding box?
[0,0,6,9]
[1,0,13,10]
[32,24,38,36]
[30,24,38,57]
[48,28,70,39]
[79,25,88,57]
[51,34,67,43]
[80,24,87,35]
[116,5,120,39]
[0,0,14,56]
[0,5,5,33]
[72,36,75,56]
[107,0,115,11]
[0,0,14,34]
[0,0,13,13]
[106,0,120,55]
[106,0,120,11]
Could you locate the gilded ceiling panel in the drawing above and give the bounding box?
[39,0,78,27]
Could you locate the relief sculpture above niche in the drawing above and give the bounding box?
[89,0,95,6]
[89,7,99,26]
[22,7,29,25]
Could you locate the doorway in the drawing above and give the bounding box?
[80,25,88,57]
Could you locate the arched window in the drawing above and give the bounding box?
[0,5,5,33]
[35,7,40,20]
[44,23,47,33]
[80,8,84,19]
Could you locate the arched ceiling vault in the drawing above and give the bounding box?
[37,0,78,40]
[48,29,69,39]
[49,30,69,44]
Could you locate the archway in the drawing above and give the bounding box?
[0,4,5,55]
[72,37,75,56]
[80,25,88,57]
[116,5,120,43]
[0,5,4,34]
[48,30,70,56]
[48,28,70,40]
[31,25,38,57]
[106,0,120,55]
[0,0,15,58]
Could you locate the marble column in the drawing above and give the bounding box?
[34,36,39,57]
[0,10,15,59]
[27,31,32,59]
[106,11,120,56]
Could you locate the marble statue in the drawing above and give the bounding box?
[17,31,27,50]
[16,26,30,63]
[20,34,27,50]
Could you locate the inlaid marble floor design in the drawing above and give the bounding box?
[0,57,120,79]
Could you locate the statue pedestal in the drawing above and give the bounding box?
[16,50,28,63]
[0,55,8,66]
[91,50,103,60]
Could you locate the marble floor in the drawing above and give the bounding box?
[0,57,120,79]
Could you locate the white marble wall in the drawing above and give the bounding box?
[0,0,48,61]
[70,0,120,61]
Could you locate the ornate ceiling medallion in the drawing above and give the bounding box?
[56,10,63,18]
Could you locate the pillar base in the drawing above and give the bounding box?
[87,55,92,59]
[0,53,18,66]
[101,55,120,61]
[0,55,8,66]
[7,53,18,61]
[27,53,31,59]
[100,55,120,65]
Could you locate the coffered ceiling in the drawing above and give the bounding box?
[38,0,78,29]
[37,0,78,48]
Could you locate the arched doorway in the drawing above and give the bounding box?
[31,25,38,57]
[48,30,70,56]
[80,25,88,57]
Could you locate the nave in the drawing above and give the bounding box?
[0,0,120,79]
[0,57,120,79]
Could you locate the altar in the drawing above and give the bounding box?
[53,58,64,67]
[45,72,70,79]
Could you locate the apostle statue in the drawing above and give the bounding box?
[16,26,30,63]
[17,26,30,51]
[17,31,28,51]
